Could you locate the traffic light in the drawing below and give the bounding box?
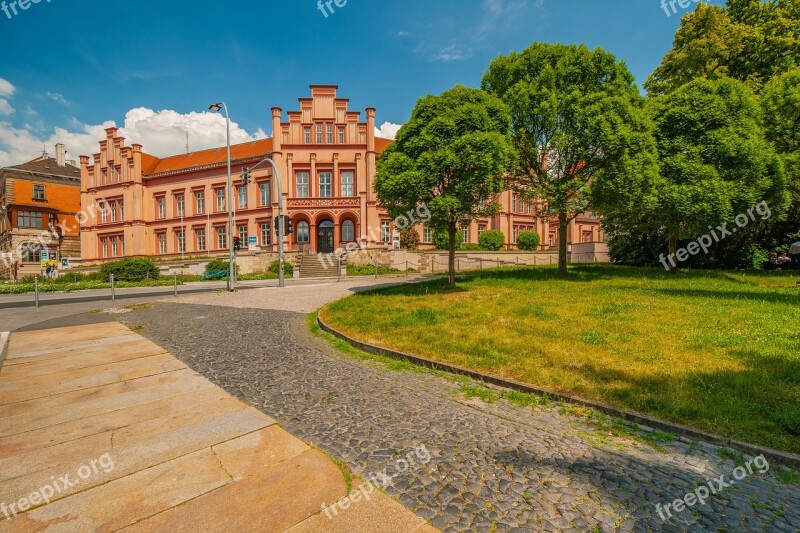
[274,216,293,236]
[284,216,293,235]
[241,167,251,185]
[233,236,241,252]
[274,216,282,237]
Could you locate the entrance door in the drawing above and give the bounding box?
[318,220,335,254]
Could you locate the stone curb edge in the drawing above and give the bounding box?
[0,332,9,368]
[317,315,800,470]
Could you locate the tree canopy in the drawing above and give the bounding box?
[375,85,516,286]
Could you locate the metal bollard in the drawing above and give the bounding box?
[110,274,116,302]
[173,272,178,297]
[34,276,39,308]
[405,260,408,277]
[374,257,378,279]
[337,258,342,283]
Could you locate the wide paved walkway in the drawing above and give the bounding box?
[0,320,434,532]
[113,281,800,532]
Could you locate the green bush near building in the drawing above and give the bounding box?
[478,230,506,251]
[516,231,541,251]
[99,258,160,282]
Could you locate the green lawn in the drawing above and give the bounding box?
[320,265,800,453]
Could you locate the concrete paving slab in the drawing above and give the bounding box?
[6,322,131,355]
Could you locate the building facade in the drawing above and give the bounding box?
[0,145,82,280]
[79,86,602,262]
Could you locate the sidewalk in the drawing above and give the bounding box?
[0,321,435,532]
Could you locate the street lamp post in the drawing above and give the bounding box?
[208,102,235,291]
[247,153,285,288]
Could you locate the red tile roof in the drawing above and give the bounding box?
[7,156,80,179]
[143,139,273,176]
[375,137,393,153]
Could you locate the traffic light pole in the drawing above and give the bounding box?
[247,154,285,288]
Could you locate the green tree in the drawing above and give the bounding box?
[646,1,800,96]
[478,229,505,251]
[399,228,421,250]
[433,229,464,251]
[762,66,800,242]
[375,85,516,286]
[482,43,659,275]
[649,77,788,267]
[516,231,541,251]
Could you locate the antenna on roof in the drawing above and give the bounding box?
[186,129,190,154]
[42,144,48,158]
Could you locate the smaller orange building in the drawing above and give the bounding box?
[0,144,82,280]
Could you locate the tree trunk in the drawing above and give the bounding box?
[448,224,457,286]
[558,211,568,276]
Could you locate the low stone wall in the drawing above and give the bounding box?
[343,249,561,273]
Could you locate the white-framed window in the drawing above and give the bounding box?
[462,227,469,243]
[238,225,248,244]
[110,201,117,222]
[196,229,206,251]
[342,220,355,242]
[238,186,247,209]
[338,127,345,144]
[111,236,119,257]
[158,233,167,254]
[513,225,518,243]
[478,225,486,236]
[326,123,333,144]
[319,172,332,197]
[157,197,166,219]
[196,191,205,214]
[177,229,186,252]
[216,189,225,212]
[297,221,310,243]
[176,195,185,217]
[216,227,227,249]
[549,233,555,246]
[101,238,109,258]
[260,223,271,246]
[33,184,45,200]
[304,128,311,144]
[100,202,109,224]
[512,195,518,213]
[259,182,270,206]
[341,171,354,197]
[381,221,391,243]
[102,168,108,185]
[119,201,125,221]
[109,166,115,182]
[316,124,323,144]
[296,172,309,197]
[424,226,433,243]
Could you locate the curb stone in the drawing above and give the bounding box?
[317,315,800,470]
[0,331,9,368]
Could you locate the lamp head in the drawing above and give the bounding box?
[208,103,222,112]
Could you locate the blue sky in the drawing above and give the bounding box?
[0,0,723,164]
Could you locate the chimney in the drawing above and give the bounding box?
[56,143,66,167]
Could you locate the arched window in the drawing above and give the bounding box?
[297,221,310,244]
[341,220,355,242]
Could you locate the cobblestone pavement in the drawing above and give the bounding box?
[115,285,800,533]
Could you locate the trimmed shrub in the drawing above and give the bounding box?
[204,259,240,275]
[433,230,464,251]
[479,230,505,251]
[399,228,421,250]
[461,243,484,251]
[99,258,160,282]
[516,231,541,251]
[268,259,294,278]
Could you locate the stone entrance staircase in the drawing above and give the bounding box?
[297,251,344,279]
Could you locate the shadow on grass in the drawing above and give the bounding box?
[652,287,800,305]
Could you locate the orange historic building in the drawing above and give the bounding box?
[79,86,602,262]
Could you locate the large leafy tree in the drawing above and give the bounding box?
[762,66,800,242]
[646,0,800,96]
[649,77,788,264]
[482,43,659,275]
[375,85,516,286]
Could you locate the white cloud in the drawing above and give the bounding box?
[46,92,68,105]
[375,122,402,140]
[0,100,13,116]
[0,78,14,98]
[0,107,269,167]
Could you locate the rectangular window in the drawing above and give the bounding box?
[297,222,310,244]
[549,233,555,246]
[261,223,271,246]
[157,197,166,219]
[109,166,115,182]
[319,172,332,198]
[216,189,225,211]
[33,185,45,200]
[176,195,185,217]
[513,225,518,243]
[259,182,270,206]
[338,127,345,144]
[296,172,309,198]
[158,233,167,255]
[326,123,333,144]
[102,238,109,258]
[238,225,248,244]
[583,230,593,243]
[478,225,486,236]
[512,195,518,213]
[304,128,311,144]
[111,236,119,257]
[119,201,125,221]
[238,186,247,209]
[177,230,186,253]
[462,227,469,243]
[100,202,109,224]
[341,171,354,197]
[196,191,205,214]
[217,227,227,249]
[17,211,43,228]
[316,124,323,144]
[196,229,206,251]
[102,168,109,185]
[381,221,391,243]
[110,201,117,222]
[424,226,433,243]
[116,167,123,182]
